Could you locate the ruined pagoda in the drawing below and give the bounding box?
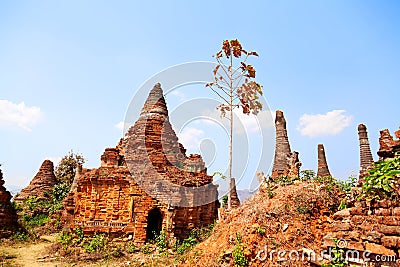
[63,83,219,244]
[14,160,57,203]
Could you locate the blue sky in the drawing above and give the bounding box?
[1,1,400,192]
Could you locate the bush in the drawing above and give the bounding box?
[154,231,169,252]
[358,155,400,201]
[256,227,265,235]
[140,244,151,254]
[84,233,107,253]
[232,233,248,267]
[174,225,214,255]
[73,227,84,245]
[57,231,73,250]
[10,231,29,242]
[222,195,228,208]
[25,213,49,228]
[322,238,347,267]
[300,170,316,181]
[127,242,136,253]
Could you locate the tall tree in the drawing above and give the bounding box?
[206,39,263,209]
[55,150,85,185]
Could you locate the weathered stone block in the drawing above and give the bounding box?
[393,207,400,216]
[380,226,400,235]
[382,236,400,248]
[349,207,367,216]
[375,208,392,216]
[332,208,351,220]
[331,222,352,231]
[382,216,400,226]
[365,242,396,256]
[361,231,383,243]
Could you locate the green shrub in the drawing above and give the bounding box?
[154,231,169,252]
[296,205,309,214]
[175,232,198,255]
[256,227,266,235]
[300,170,316,181]
[276,175,297,186]
[222,195,228,208]
[25,213,49,228]
[10,231,29,242]
[322,238,347,267]
[127,242,136,253]
[173,224,215,255]
[84,233,107,253]
[265,183,275,199]
[74,227,84,244]
[57,231,73,250]
[337,200,347,211]
[232,233,248,267]
[359,155,400,201]
[313,176,338,191]
[111,244,124,258]
[140,244,151,254]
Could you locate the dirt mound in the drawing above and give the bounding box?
[183,182,343,266]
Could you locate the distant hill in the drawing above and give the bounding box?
[6,185,22,197]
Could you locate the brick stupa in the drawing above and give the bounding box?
[63,83,219,244]
[14,160,57,203]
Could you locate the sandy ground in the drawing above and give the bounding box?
[0,236,162,267]
[0,235,66,267]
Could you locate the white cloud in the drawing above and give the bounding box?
[297,110,352,137]
[115,121,133,131]
[115,121,124,131]
[177,127,204,150]
[0,100,43,131]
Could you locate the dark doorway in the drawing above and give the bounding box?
[146,208,162,240]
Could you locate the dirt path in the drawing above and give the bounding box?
[0,235,67,267]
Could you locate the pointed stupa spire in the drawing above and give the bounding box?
[317,144,331,177]
[358,124,374,176]
[272,110,292,178]
[140,83,168,118]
